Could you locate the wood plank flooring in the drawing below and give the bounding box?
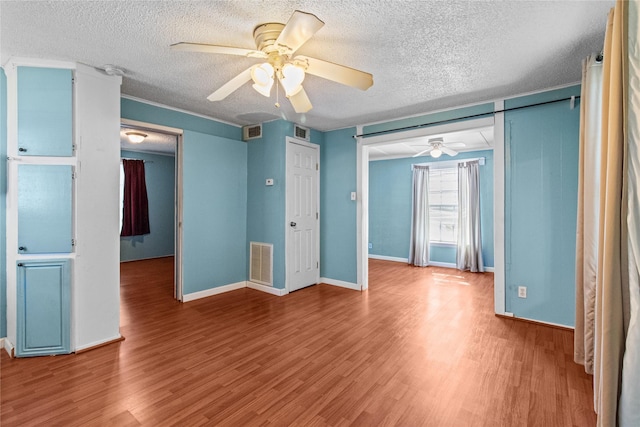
[1,257,595,426]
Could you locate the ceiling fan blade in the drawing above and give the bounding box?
[412,147,433,158]
[440,146,458,156]
[207,67,253,101]
[295,55,373,90]
[288,86,313,113]
[171,42,267,59]
[275,10,325,54]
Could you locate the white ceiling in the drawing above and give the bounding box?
[120,127,177,155]
[369,126,493,161]
[0,1,613,132]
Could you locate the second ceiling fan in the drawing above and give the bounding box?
[171,10,374,113]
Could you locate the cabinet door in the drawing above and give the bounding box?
[18,165,73,254]
[16,259,71,357]
[17,66,73,157]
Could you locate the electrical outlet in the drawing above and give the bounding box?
[368,242,373,249]
[518,286,527,298]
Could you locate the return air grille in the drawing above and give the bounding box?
[250,242,273,286]
[242,124,262,141]
[294,124,310,141]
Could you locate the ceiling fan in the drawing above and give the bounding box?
[171,10,373,113]
[411,138,465,158]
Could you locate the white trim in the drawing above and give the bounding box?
[119,254,175,263]
[2,338,14,358]
[513,315,574,330]
[3,57,76,71]
[121,94,241,128]
[247,282,288,296]
[74,334,122,352]
[320,277,361,291]
[355,81,581,131]
[368,254,408,263]
[356,125,368,291]
[182,281,247,302]
[428,261,457,269]
[412,157,486,169]
[484,266,495,273]
[361,117,495,146]
[120,118,183,135]
[493,101,506,315]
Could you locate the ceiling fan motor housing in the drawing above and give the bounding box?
[253,23,286,54]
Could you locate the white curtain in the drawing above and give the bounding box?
[456,160,484,272]
[408,165,429,267]
[619,0,640,425]
[574,54,603,375]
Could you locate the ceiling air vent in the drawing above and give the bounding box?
[242,124,262,141]
[294,124,310,141]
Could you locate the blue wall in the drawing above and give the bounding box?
[246,120,287,289]
[121,98,241,140]
[320,128,358,284]
[182,131,247,294]
[369,150,495,267]
[505,86,580,327]
[120,150,175,262]
[1,69,7,338]
[245,120,323,289]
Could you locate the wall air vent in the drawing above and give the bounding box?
[294,124,310,141]
[250,242,273,286]
[242,124,262,141]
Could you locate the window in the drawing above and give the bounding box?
[429,167,458,243]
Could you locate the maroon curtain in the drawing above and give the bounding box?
[121,159,150,236]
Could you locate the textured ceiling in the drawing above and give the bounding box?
[0,1,613,131]
[369,126,494,161]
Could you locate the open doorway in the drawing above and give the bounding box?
[119,119,183,301]
[356,115,504,307]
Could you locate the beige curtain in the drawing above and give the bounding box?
[575,1,631,426]
[619,1,640,425]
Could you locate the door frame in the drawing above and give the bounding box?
[284,136,320,293]
[120,119,184,301]
[356,115,505,314]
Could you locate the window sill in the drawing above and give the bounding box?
[429,241,456,247]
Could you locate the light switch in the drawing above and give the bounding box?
[266,178,274,186]
[350,192,357,201]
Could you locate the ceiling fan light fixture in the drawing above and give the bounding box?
[251,63,275,97]
[430,148,442,158]
[281,63,305,97]
[126,131,147,144]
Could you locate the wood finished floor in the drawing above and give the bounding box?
[1,257,595,426]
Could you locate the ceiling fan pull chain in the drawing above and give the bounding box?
[275,78,281,108]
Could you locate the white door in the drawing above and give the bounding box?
[286,139,319,292]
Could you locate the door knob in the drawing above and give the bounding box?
[290,222,296,227]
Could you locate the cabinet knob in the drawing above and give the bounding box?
[18,246,26,252]
[18,147,27,153]
[17,263,24,267]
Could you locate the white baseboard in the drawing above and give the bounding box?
[427,261,457,268]
[120,254,174,263]
[183,281,247,302]
[2,337,15,358]
[484,266,495,272]
[320,277,361,291]
[75,334,123,353]
[515,315,574,330]
[368,254,408,263]
[247,281,288,296]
